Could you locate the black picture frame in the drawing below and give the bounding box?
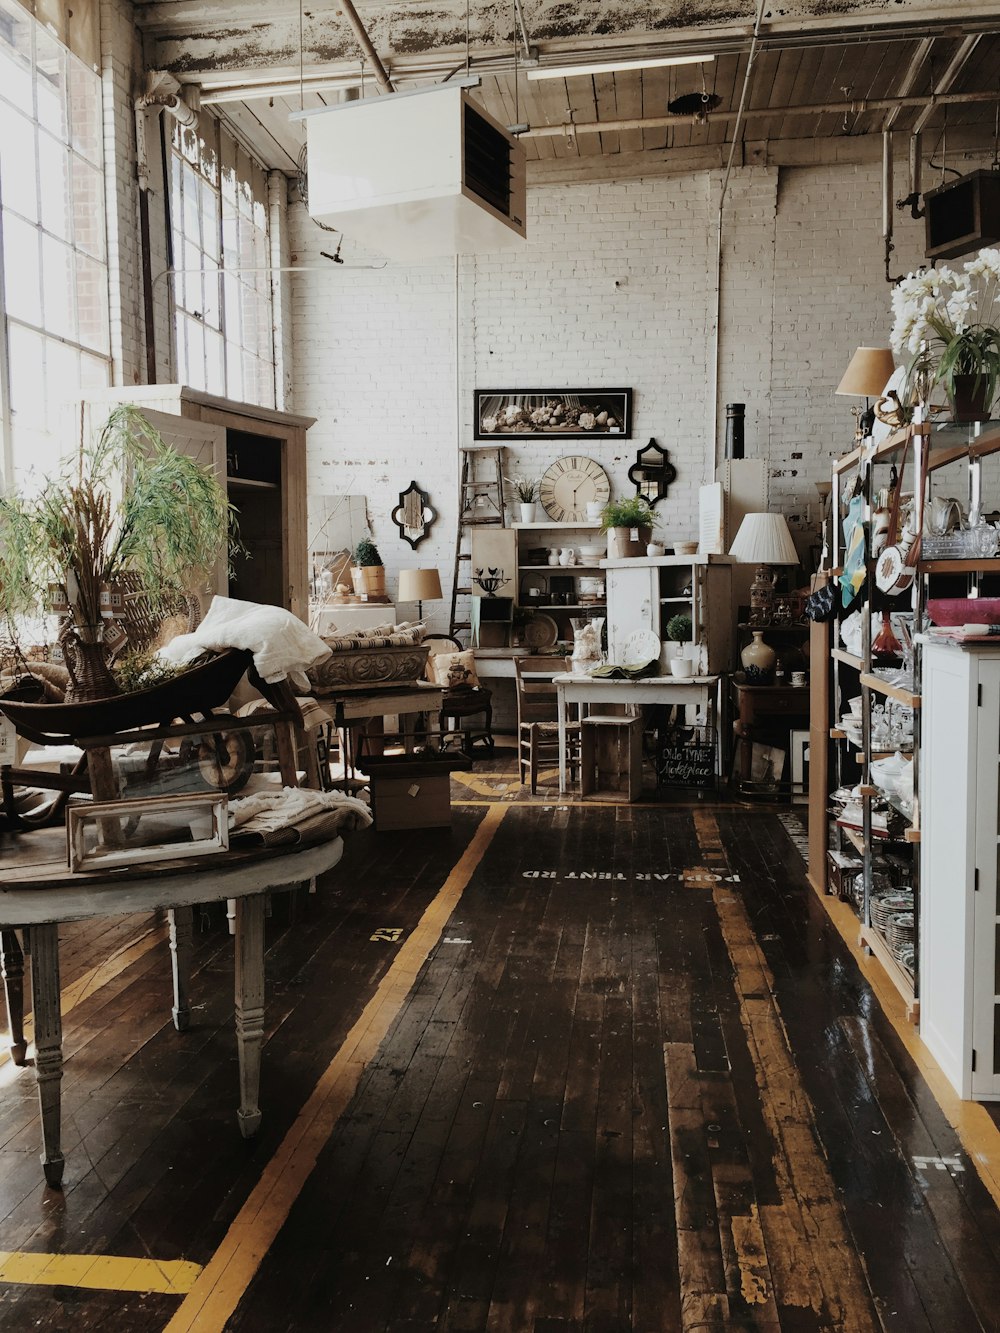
[627,437,677,508]
[474,389,632,441]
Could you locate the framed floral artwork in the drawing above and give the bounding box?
[474,389,632,440]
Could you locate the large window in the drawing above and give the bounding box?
[0,0,110,486]
[170,118,275,408]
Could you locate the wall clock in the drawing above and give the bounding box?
[538,455,611,523]
[627,438,676,508]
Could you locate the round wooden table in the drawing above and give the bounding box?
[0,830,344,1186]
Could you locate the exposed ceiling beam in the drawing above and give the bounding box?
[912,32,981,133]
[882,35,934,131]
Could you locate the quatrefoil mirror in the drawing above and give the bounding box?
[628,438,676,508]
[392,480,437,549]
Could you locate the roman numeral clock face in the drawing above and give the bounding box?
[538,456,611,523]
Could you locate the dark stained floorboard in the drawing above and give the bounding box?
[2,778,1000,1330]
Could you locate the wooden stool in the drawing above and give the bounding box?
[580,714,643,801]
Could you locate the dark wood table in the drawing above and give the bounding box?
[0,829,344,1185]
[730,680,811,792]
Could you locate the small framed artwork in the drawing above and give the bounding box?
[474,389,632,440]
[67,792,229,871]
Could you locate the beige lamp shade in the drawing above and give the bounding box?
[729,512,799,566]
[398,567,443,601]
[835,346,896,397]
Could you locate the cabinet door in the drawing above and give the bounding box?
[607,566,659,661]
[973,659,1000,1099]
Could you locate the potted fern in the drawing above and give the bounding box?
[0,405,237,704]
[505,474,540,523]
[600,496,659,559]
[351,537,387,601]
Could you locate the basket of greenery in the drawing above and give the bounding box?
[600,496,659,559]
[0,405,238,714]
[351,537,387,601]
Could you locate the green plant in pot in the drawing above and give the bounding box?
[600,496,659,560]
[891,248,1000,422]
[351,536,386,601]
[665,612,694,678]
[0,405,238,703]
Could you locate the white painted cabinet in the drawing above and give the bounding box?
[604,555,735,674]
[921,641,1000,1100]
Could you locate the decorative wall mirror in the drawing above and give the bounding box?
[628,438,676,507]
[392,480,437,549]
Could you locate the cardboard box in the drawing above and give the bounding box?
[364,754,467,831]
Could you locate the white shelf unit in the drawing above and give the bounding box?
[921,640,1000,1100]
[603,555,736,674]
[514,524,610,636]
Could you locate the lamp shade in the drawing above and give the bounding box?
[835,346,896,397]
[398,567,443,601]
[729,513,799,566]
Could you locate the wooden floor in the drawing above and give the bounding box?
[2,757,1000,1330]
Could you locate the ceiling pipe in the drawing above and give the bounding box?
[911,33,981,136]
[338,0,394,93]
[522,88,1000,138]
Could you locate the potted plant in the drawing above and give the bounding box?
[665,612,694,678]
[600,496,659,559]
[351,536,386,601]
[891,248,1000,422]
[505,474,540,523]
[0,405,237,704]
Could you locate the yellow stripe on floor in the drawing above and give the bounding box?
[0,1250,201,1295]
[164,803,508,1333]
[0,923,165,1070]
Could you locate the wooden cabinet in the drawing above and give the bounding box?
[604,555,735,674]
[82,387,313,621]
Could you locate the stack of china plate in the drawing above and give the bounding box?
[871,888,913,932]
[885,910,915,960]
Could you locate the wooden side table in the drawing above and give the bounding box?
[730,680,811,794]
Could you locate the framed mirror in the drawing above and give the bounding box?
[627,438,676,507]
[392,480,437,549]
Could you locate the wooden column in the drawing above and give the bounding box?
[28,922,64,1187]
[168,905,194,1032]
[234,892,266,1138]
[0,929,27,1065]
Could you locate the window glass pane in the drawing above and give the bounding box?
[0,0,34,113]
[40,233,74,339]
[0,101,38,221]
[180,124,199,166]
[34,27,66,138]
[2,212,41,324]
[7,320,46,428]
[202,265,221,327]
[70,155,105,258]
[201,178,219,260]
[223,272,241,345]
[182,163,201,242]
[38,131,70,238]
[66,57,101,163]
[183,239,203,312]
[80,348,110,390]
[75,250,108,353]
[204,327,225,396]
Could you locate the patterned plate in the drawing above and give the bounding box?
[523,613,559,650]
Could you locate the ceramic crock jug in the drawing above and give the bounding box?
[559,547,575,566]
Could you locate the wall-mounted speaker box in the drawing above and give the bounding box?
[301,85,526,261]
[924,170,1000,260]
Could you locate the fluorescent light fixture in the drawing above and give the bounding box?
[527,52,713,81]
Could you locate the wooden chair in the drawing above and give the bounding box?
[424,636,494,756]
[514,656,580,794]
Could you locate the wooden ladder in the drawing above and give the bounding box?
[449,444,507,640]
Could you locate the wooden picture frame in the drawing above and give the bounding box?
[474,389,632,441]
[67,792,229,871]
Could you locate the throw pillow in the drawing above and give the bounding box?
[429,650,480,689]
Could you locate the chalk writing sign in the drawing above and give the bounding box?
[657,740,715,789]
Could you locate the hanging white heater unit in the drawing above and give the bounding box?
[301,85,526,261]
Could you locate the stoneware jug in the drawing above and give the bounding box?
[559,547,575,566]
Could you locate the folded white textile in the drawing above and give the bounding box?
[229,785,372,833]
[158,596,332,688]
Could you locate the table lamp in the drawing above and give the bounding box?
[398,567,443,622]
[836,346,896,441]
[729,512,800,622]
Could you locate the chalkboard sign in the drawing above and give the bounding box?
[657,739,715,789]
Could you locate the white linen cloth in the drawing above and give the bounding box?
[158,596,332,689]
[229,785,372,834]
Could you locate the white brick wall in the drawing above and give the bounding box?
[288,149,998,614]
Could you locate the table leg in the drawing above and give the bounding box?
[234,892,266,1138]
[168,905,193,1032]
[28,923,64,1187]
[558,687,567,794]
[1,929,27,1065]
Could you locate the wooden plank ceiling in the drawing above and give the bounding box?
[138,1,1000,177]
